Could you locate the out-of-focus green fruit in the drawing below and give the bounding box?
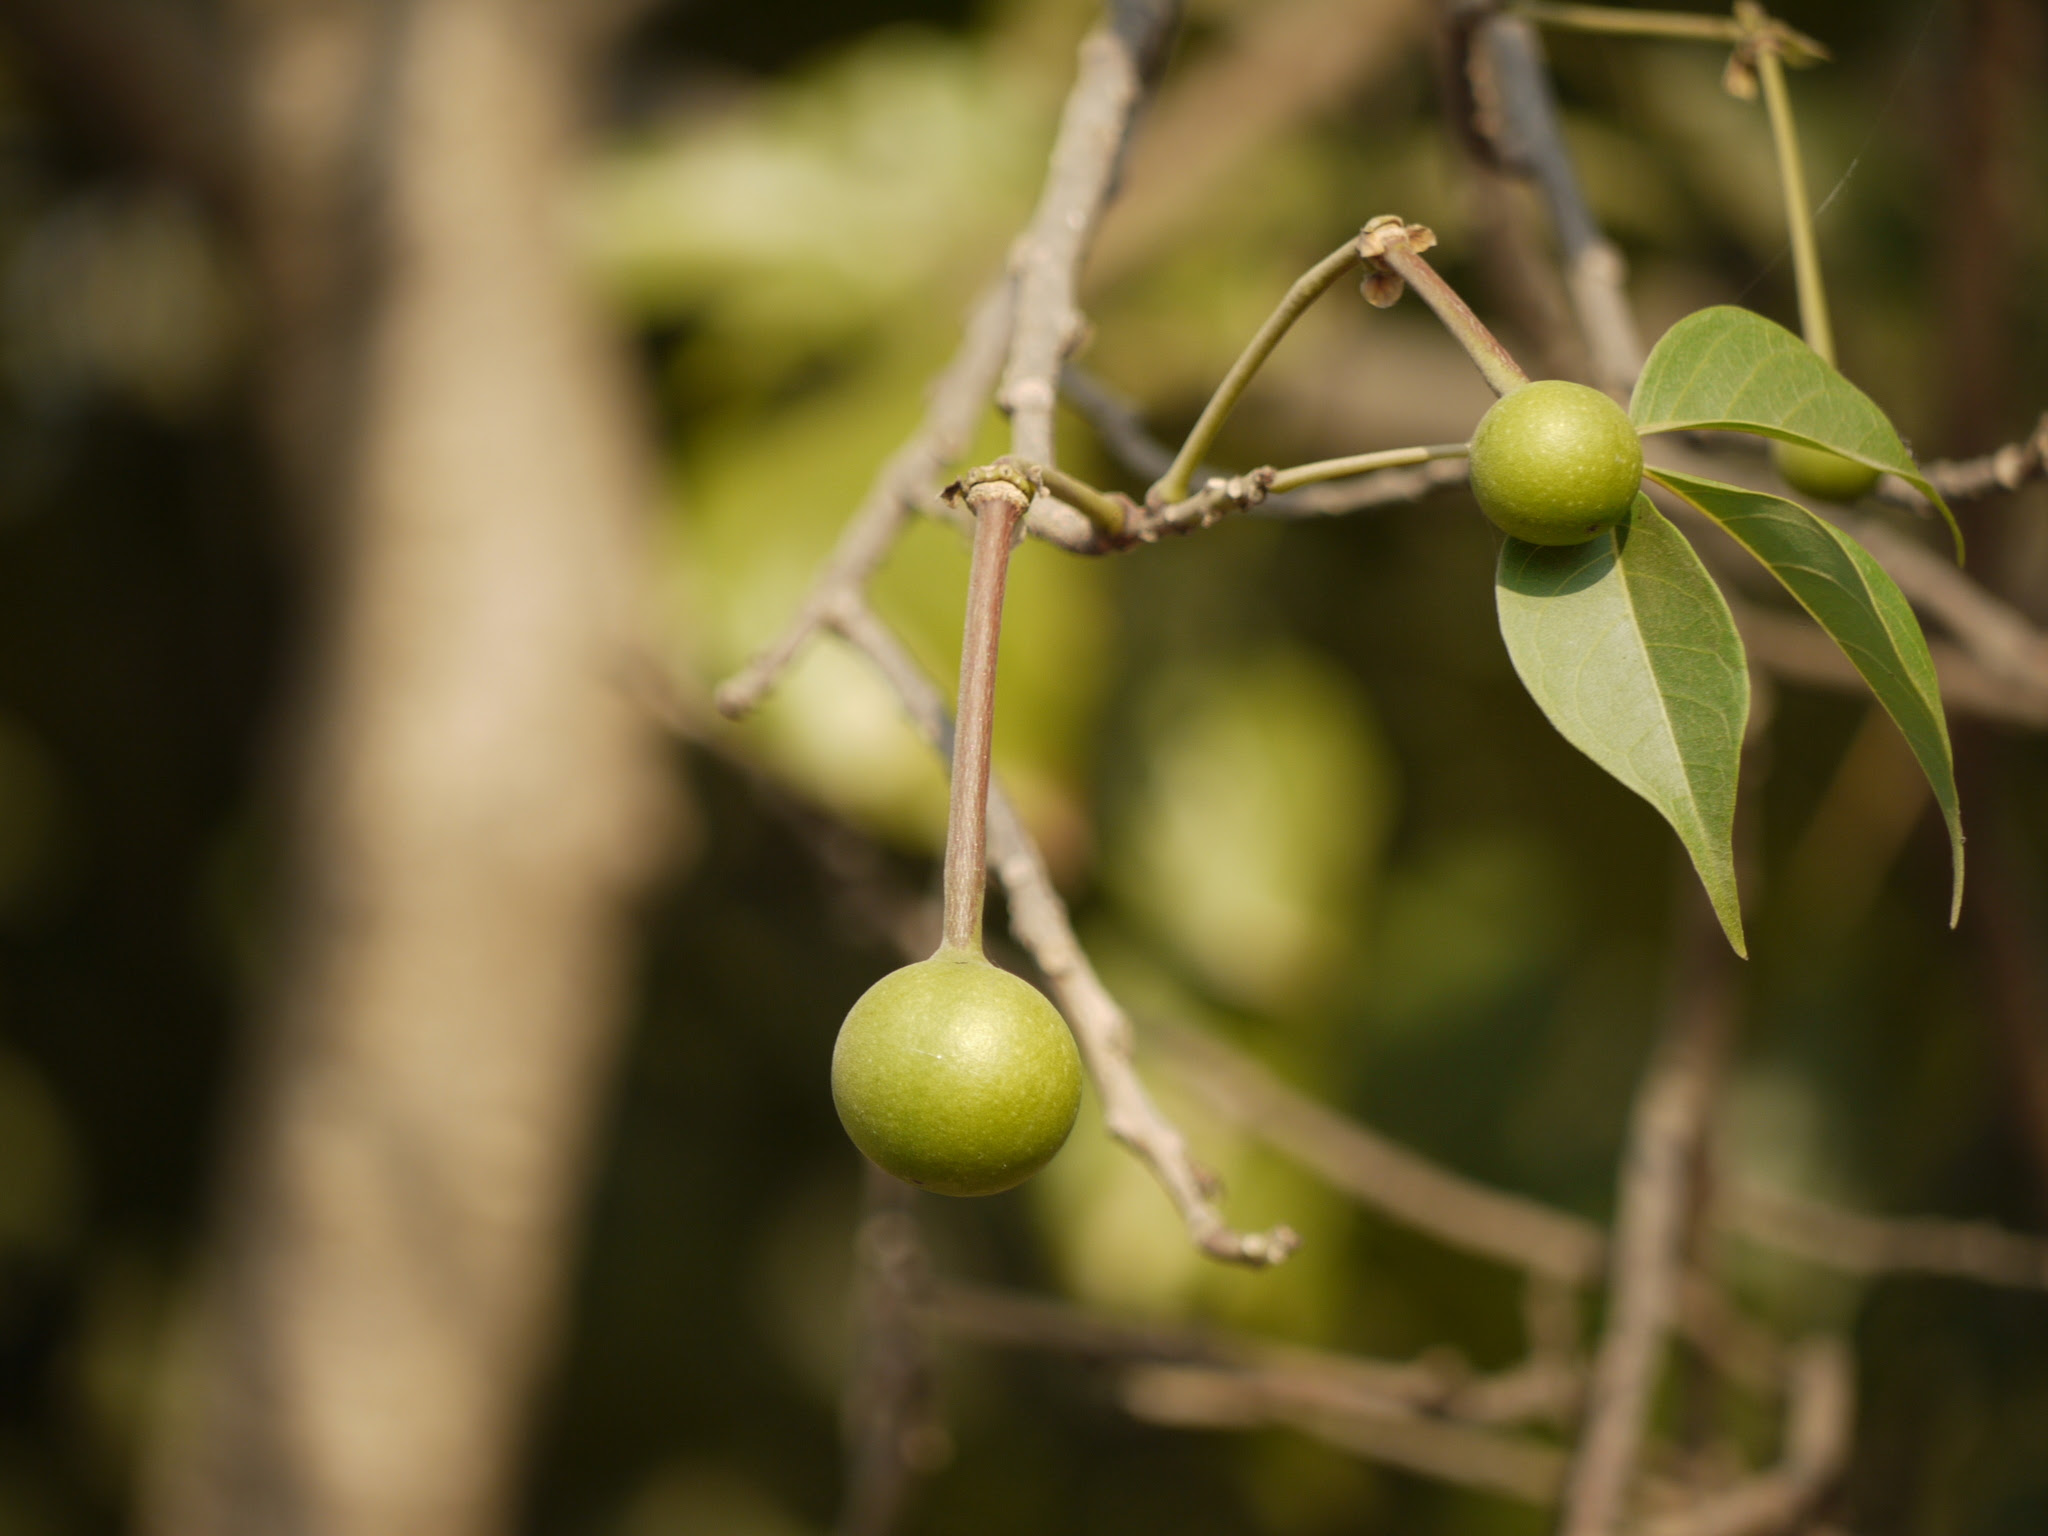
[1469,379,1644,545]
[1772,440,1880,503]
[832,949,1082,1197]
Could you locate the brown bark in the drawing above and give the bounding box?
[144,2,669,1533]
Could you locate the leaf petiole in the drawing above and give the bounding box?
[1749,9,1834,363]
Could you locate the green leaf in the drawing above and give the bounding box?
[1629,306,1962,561]
[1497,495,1751,956]
[1647,467,1964,923]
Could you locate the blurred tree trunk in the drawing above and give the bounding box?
[143,2,669,1534]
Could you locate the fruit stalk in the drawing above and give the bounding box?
[942,477,1030,954]
[1147,240,1366,507]
[1267,443,1469,495]
[1755,29,1833,363]
[1370,237,1530,399]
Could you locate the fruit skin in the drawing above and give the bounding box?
[1771,440,1879,503]
[1469,379,1644,545]
[832,949,1083,1197]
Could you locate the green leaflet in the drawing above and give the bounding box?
[1648,467,1963,923]
[1630,306,1962,561]
[1496,495,1750,956]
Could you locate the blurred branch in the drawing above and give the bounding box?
[925,1281,1576,1500]
[1059,365,1176,481]
[1148,1016,1605,1283]
[1147,1011,1784,1392]
[1721,1181,2048,1290]
[1835,509,2048,708]
[1123,1364,1568,1505]
[1464,11,1644,393]
[1637,1338,1852,1536]
[1090,0,1423,284]
[1558,895,1739,1536]
[835,1172,947,1536]
[924,1280,1558,1417]
[827,597,1298,1266]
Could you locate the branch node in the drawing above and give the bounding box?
[944,459,1039,510]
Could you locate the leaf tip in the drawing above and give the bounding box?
[1704,884,1748,959]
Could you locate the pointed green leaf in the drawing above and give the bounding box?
[1497,495,1750,955]
[1629,306,1962,561]
[1647,467,1963,923]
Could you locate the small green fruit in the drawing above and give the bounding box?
[832,949,1082,1197]
[1469,379,1644,545]
[1771,440,1879,503]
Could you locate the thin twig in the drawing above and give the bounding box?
[1003,8,1180,546]
[1063,363,1477,518]
[1906,412,2048,502]
[1557,893,1738,1536]
[1267,456,1478,514]
[721,0,1182,707]
[1147,238,1367,505]
[713,280,1015,719]
[828,597,1297,1266]
[1269,443,1469,494]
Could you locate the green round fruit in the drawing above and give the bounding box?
[832,950,1083,1197]
[1468,379,1644,545]
[1771,440,1879,503]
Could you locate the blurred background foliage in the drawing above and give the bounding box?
[1,0,2047,1532]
